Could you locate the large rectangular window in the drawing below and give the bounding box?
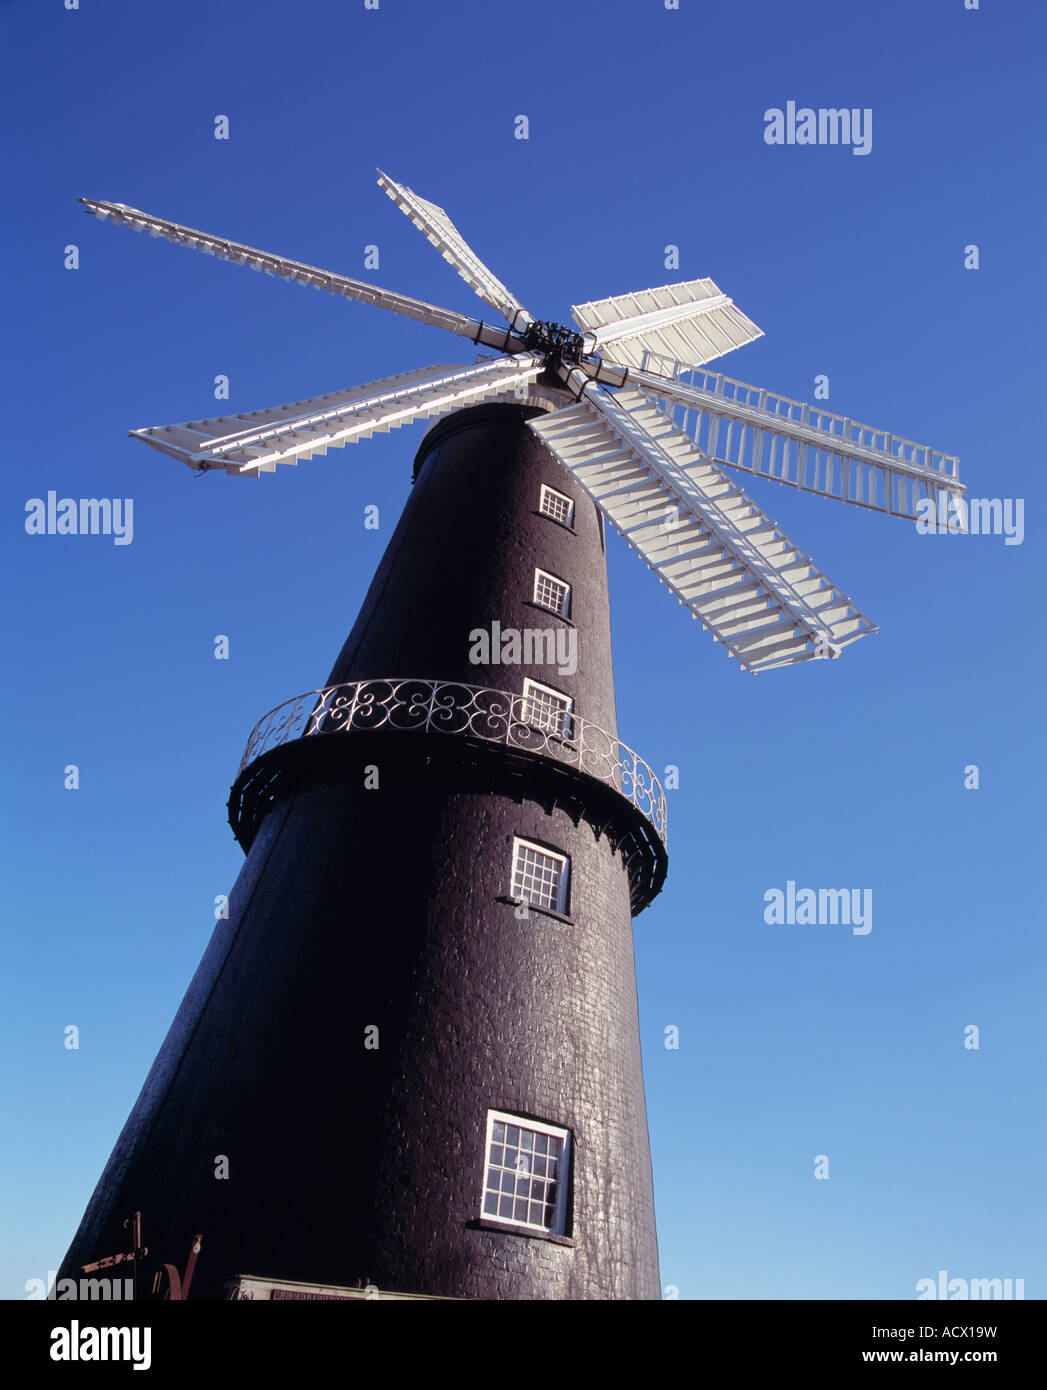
[511,837,568,915]
[482,1111,571,1234]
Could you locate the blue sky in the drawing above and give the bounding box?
[2,0,1044,1300]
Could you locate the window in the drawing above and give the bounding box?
[511,837,569,915]
[482,1111,571,1235]
[522,678,574,740]
[539,484,574,527]
[533,567,570,617]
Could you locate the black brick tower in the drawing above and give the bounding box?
[58,399,667,1300]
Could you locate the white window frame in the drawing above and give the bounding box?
[539,484,574,527]
[521,677,575,740]
[481,1110,571,1235]
[533,566,571,618]
[510,836,569,915]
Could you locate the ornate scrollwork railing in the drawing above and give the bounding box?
[236,677,666,843]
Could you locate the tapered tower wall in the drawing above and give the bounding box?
[57,404,663,1300]
[326,403,620,733]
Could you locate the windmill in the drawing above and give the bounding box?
[58,172,963,1301]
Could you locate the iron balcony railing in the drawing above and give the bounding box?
[236,677,666,843]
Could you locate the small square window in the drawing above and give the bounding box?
[539,484,574,527]
[482,1110,571,1235]
[511,837,568,915]
[533,567,570,617]
[522,678,574,740]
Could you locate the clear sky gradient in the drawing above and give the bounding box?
[2,0,1044,1300]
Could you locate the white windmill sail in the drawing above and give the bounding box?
[377,170,534,329]
[530,386,874,672]
[78,198,528,355]
[572,279,763,371]
[83,170,964,672]
[131,356,545,475]
[631,356,964,521]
